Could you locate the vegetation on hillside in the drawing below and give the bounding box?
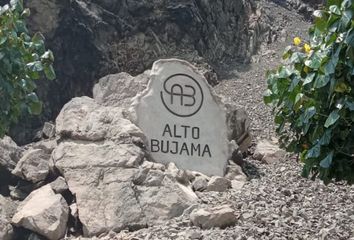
[0,0,55,137]
[265,0,354,184]
[264,0,354,183]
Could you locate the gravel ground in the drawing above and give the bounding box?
[71,1,354,240]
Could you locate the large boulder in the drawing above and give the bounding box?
[55,97,146,144]
[0,195,17,240]
[53,141,197,237]
[0,136,22,171]
[12,149,51,183]
[93,71,150,108]
[253,140,287,164]
[12,185,69,240]
[190,205,237,229]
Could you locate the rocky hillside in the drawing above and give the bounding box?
[9,0,271,144]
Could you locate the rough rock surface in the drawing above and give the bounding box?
[55,97,146,144]
[11,0,270,144]
[192,176,208,192]
[53,141,198,237]
[49,176,69,194]
[93,71,150,108]
[0,195,17,240]
[253,139,287,164]
[12,185,69,240]
[190,205,237,229]
[12,149,51,183]
[0,136,22,171]
[206,176,231,192]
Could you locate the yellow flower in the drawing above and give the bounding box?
[293,37,301,46]
[304,44,311,54]
[304,66,310,73]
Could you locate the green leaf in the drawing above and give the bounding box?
[278,66,292,78]
[44,65,56,80]
[302,106,317,123]
[324,110,340,128]
[27,100,42,115]
[307,143,321,158]
[27,61,43,72]
[329,5,341,15]
[320,130,332,145]
[314,75,330,88]
[303,73,315,85]
[320,151,334,168]
[305,53,323,69]
[345,28,354,47]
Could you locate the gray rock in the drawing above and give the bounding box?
[50,177,69,194]
[225,161,247,182]
[192,176,208,192]
[42,122,56,138]
[225,103,252,153]
[253,140,287,164]
[9,186,29,201]
[12,149,51,183]
[55,97,146,144]
[53,141,197,237]
[27,139,57,154]
[0,136,22,171]
[206,176,231,192]
[12,185,69,240]
[190,205,237,229]
[0,217,13,240]
[141,160,166,171]
[135,169,198,223]
[0,195,17,240]
[93,71,150,108]
[231,180,246,191]
[53,141,144,171]
[166,162,190,185]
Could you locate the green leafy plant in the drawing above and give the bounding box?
[0,0,55,137]
[265,0,354,184]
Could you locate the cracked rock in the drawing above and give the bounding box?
[190,205,237,229]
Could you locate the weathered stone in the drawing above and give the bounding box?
[231,180,246,191]
[93,71,150,108]
[42,122,56,138]
[135,169,198,223]
[54,142,144,171]
[29,139,58,154]
[225,161,247,182]
[190,205,237,229]
[225,103,252,153]
[253,140,287,164]
[0,217,13,240]
[53,140,197,237]
[12,185,69,240]
[9,186,29,201]
[56,97,146,144]
[0,194,17,221]
[50,177,69,194]
[141,160,166,171]
[132,59,233,176]
[12,149,51,183]
[206,176,231,192]
[166,162,190,185]
[0,136,22,171]
[192,176,208,192]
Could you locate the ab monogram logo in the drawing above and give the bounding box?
[160,74,204,117]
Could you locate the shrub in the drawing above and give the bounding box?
[0,0,55,137]
[265,0,354,184]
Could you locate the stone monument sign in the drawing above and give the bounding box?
[133,59,232,176]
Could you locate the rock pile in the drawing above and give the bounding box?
[0,61,250,239]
